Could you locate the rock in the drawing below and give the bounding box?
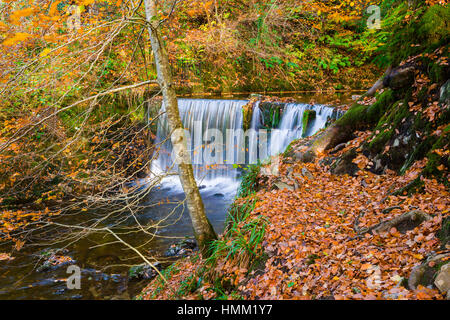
[260,156,280,176]
[128,262,161,280]
[301,167,314,180]
[301,110,316,137]
[213,193,224,197]
[408,263,435,290]
[249,93,264,100]
[36,249,75,272]
[293,150,315,163]
[383,66,415,90]
[393,139,400,147]
[330,148,359,176]
[292,171,305,180]
[440,80,450,105]
[164,238,197,257]
[273,180,294,191]
[352,95,362,101]
[435,263,450,296]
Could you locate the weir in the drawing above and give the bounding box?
[150,98,340,192]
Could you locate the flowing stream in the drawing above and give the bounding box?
[0,97,341,299]
[150,98,338,193]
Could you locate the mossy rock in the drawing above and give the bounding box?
[302,110,316,137]
[259,102,284,129]
[128,263,161,280]
[242,102,254,132]
[336,89,396,130]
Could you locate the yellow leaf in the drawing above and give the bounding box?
[3,33,32,46]
[39,48,51,57]
[10,7,34,25]
[413,253,423,260]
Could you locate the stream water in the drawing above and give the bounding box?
[0,95,346,300]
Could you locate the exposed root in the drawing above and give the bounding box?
[357,210,432,235]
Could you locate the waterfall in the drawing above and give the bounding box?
[269,103,337,155]
[150,98,339,193]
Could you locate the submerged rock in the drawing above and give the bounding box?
[36,249,75,272]
[213,193,224,198]
[128,262,161,280]
[164,238,198,257]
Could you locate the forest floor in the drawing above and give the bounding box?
[139,125,449,301]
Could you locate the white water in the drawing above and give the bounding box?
[150,98,338,194]
[269,103,337,155]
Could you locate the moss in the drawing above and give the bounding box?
[381,4,450,66]
[369,129,394,154]
[400,135,437,175]
[259,102,284,129]
[336,89,396,130]
[242,102,254,132]
[283,139,299,158]
[429,60,449,84]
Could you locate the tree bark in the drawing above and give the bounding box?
[144,0,217,255]
[365,66,392,97]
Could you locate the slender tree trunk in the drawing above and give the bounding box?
[143,0,217,255]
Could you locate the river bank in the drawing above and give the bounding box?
[138,48,450,300]
[139,130,449,300]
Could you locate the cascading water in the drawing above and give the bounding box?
[150,99,248,194]
[151,98,339,194]
[269,103,338,155]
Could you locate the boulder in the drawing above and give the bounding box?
[293,150,315,163]
[330,148,359,176]
[408,263,435,290]
[435,263,450,297]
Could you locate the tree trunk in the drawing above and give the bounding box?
[144,0,217,255]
